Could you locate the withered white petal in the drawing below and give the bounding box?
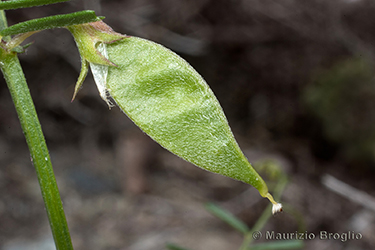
[89,42,112,106]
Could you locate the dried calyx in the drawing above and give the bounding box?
[67,21,127,102]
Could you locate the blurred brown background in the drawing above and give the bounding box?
[1,0,375,249]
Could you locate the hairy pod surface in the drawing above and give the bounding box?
[105,37,270,197]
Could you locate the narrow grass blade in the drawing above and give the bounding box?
[0,0,70,10]
[249,240,304,250]
[1,10,101,36]
[166,243,193,250]
[205,202,249,234]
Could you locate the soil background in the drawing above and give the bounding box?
[1,0,375,250]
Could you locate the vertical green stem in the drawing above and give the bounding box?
[0,1,8,40]
[0,8,73,250]
[0,48,74,250]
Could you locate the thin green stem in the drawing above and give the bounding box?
[0,48,74,250]
[0,0,70,10]
[1,10,101,37]
[0,1,7,38]
[0,9,73,250]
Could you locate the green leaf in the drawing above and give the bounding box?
[104,36,277,203]
[0,0,70,10]
[249,240,304,250]
[1,10,101,37]
[205,203,249,234]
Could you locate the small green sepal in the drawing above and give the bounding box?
[71,58,89,101]
[10,45,26,53]
[4,31,38,52]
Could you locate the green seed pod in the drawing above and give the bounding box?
[105,37,280,209]
[68,22,281,213]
